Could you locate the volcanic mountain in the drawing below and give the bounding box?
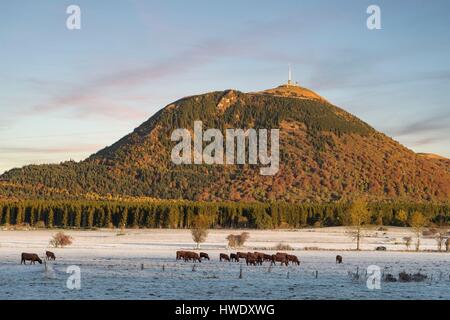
[2,84,450,202]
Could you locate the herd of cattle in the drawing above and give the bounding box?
[176,250,324,266]
[20,249,344,267]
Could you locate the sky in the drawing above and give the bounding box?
[1,0,449,174]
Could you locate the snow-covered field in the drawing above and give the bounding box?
[1,227,449,300]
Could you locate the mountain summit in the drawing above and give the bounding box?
[256,84,327,102]
[2,84,450,202]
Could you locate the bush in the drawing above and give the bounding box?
[226,232,250,248]
[49,232,73,248]
[304,246,320,251]
[273,242,294,251]
[35,221,46,229]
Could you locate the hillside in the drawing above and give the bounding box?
[1,84,450,202]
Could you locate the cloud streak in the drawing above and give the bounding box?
[394,111,450,137]
[31,15,308,121]
[1,144,102,154]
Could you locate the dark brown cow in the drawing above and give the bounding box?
[336,255,343,264]
[276,252,288,258]
[263,254,272,262]
[21,253,42,265]
[253,252,265,261]
[245,255,257,266]
[287,254,300,265]
[45,251,56,260]
[176,250,188,260]
[236,252,247,259]
[219,253,230,262]
[250,252,263,265]
[184,251,201,263]
[200,252,210,260]
[230,253,239,262]
[271,253,288,266]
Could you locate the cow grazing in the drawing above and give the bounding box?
[176,250,188,260]
[336,255,343,264]
[263,254,273,262]
[45,251,56,260]
[276,252,288,257]
[253,252,265,261]
[236,252,247,259]
[245,255,257,266]
[219,253,230,262]
[184,251,201,263]
[251,253,263,265]
[271,253,288,266]
[21,253,42,265]
[287,254,300,265]
[200,252,210,260]
[230,253,239,262]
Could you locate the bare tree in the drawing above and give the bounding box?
[434,228,448,252]
[403,236,412,251]
[409,211,427,252]
[191,215,209,249]
[346,199,371,251]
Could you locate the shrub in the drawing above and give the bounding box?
[226,232,250,248]
[49,232,73,248]
[35,220,46,229]
[304,246,320,251]
[313,221,321,228]
[273,242,294,251]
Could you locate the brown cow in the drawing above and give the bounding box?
[200,252,210,260]
[184,251,201,263]
[45,251,56,260]
[176,250,187,260]
[276,252,288,257]
[336,255,343,264]
[271,253,288,266]
[287,254,300,265]
[21,253,42,265]
[219,253,230,262]
[236,252,247,259]
[249,252,263,265]
[263,254,272,262]
[253,252,265,260]
[245,255,257,266]
[230,253,239,262]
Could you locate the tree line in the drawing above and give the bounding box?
[0,200,449,229]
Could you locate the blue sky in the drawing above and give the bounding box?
[1,0,449,173]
